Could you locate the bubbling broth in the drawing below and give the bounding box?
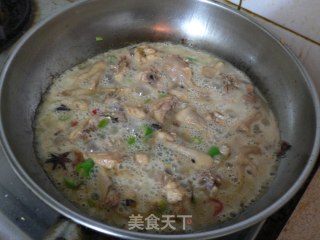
[34,42,281,232]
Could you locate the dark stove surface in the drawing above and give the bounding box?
[0,0,33,51]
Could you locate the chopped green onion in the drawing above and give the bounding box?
[95,36,103,41]
[87,198,97,208]
[143,125,154,137]
[127,136,136,145]
[92,94,101,99]
[193,136,202,144]
[75,158,95,177]
[158,199,168,213]
[186,56,198,64]
[98,118,110,128]
[58,112,72,121]
[144,98,152,104]
[64,177,81,189]
[158,91,168,98]
[106,54,117,64]
[208,146,220,157]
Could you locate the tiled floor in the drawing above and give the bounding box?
[240,0,320,42]
[221,0,320,95]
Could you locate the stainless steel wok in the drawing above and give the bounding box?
[0,0,319,239]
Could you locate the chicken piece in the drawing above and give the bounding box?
[68,119,89,142]
[163,55,195,88]
[175,107,206,128]
[135,153,149,165]
[134,45,158,64]
[169,88,189,101]
[156,131,176,142]
[139,66,167,90]
[96,168,112,201]
[237,112,262,133]
[114,56,129,82]
[151,95,177,123]
[62,61,106,96]
[77,61,106,87]
[85,152,123,169]
[163,180,184,204]
[201,61,224,78]
[196,171,222,195]
[103,98,127,122]
[125,106,147,119]
[156,131,213,169]
[205,111,226,125]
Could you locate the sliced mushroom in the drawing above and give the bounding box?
[201,61,224,78]
[151,95,177,123]
[114,56,129,82]
[85,152,123,169]
[175,107,206,128]
[125,106,147,119]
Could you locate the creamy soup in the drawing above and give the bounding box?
[34,42,281,232]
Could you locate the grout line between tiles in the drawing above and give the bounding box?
[238,0,243,10]
[223,0,320,47]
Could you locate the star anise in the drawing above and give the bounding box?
[46,152,71,170]
[221,74,239,93]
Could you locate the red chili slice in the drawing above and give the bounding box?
[209,198,224,216]
[71,120,78,127]
[72,151,84,166]
[92,109,98,115]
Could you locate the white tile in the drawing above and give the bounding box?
[225,0,240,5]
[212,0,240,7]
[244,14,320,95]
[241,0,320,43]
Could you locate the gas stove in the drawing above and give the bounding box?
[0,0,301,239]
[0,0,32,51]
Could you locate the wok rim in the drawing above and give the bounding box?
[0,0,319,239]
